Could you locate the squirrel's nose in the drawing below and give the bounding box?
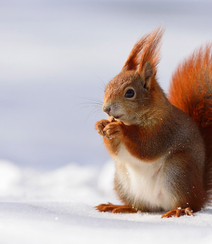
[103,105,111,115]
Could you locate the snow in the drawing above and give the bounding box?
[0,160,212,244]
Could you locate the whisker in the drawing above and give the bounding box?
[92,73,107,89]
[84,107,103,122]
[76,93,104,121]
[79,96,103,104]
[76,104,102,115]
[76,96,103,113]
[77,102,102,107]
[96,86,105,92]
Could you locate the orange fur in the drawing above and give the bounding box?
[137,27,164,75]
[122,27,163,74]
[169,45,212,204]
[122,33,149,71]
[169,44,212,128]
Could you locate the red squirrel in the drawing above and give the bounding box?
[95,27,212,218]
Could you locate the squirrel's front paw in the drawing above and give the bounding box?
[103,122,123,139]
[95,119,110,136]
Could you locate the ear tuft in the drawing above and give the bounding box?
[122,27,164,74]
[122,34,149,71]
[137,27,164,76]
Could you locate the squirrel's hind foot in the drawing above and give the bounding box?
[161,207,193,218]
[95,202,138,213]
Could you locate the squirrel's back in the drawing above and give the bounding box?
[169,44,212,204]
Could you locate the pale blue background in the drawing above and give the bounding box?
[0,0,211,169]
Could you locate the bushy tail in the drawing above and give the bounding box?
[169,44,212,203]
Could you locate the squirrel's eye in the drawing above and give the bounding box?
[125,89,135,98]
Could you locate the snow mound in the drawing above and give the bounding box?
[0,160,212,244]
[0,160,116,203]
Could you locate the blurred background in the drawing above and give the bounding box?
[0,0,212,170]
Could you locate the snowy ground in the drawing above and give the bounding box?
[1,160,212,244]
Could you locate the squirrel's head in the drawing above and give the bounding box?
[103,27,166,125]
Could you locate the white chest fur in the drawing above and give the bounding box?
[115,144,174,211]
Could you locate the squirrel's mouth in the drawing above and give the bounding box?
[113,114,124,120]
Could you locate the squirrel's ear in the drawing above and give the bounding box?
[139,61,154,90]
[122,35,148,71]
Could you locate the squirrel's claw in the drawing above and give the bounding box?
[95,202,137,213]
[161,207,193,218]
[95,119,110,136]
[103,122,123,139]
